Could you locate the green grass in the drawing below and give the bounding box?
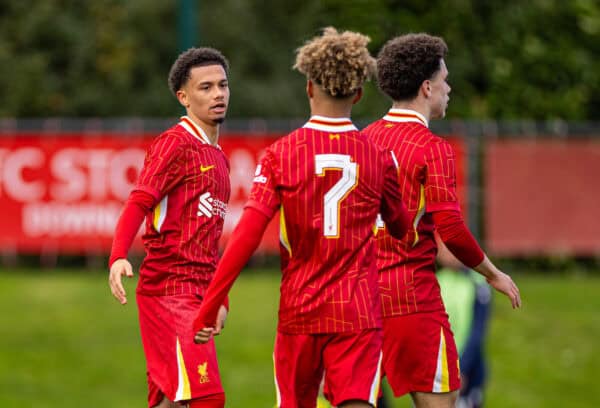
[0,269,598,407]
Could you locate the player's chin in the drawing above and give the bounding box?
[208,113,227,125]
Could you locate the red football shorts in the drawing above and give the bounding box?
[382,310,460,397]
[137,293,224,407]
[273,329,383,408]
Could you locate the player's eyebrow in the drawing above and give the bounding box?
[198,77,228,86]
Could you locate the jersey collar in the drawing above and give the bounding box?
[303,115,357,132]
[179,116,216,146]
[383,108,429,128]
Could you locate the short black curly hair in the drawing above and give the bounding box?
[167,47,229,96]
[376,33,448,102]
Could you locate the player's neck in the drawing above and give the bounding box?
[309,100,353,119]
[186,114,220,145]
[392,100,431,123]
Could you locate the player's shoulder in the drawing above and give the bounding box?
[152,123,191,147]
[355,129,388,153]
[426,131,453,150]
[406,125,449,151]
[362,118,386,135]
[265,128,304,153]
[424,126,446,142]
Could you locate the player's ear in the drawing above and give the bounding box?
[306,80,314,99]
[352,87,363,105]
[421,80,432,99]
[176,89,189,108]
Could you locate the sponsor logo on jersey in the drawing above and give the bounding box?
[200,164,215,172]
[252,164,267,184]
[197,191,227,219]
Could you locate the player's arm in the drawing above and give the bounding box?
[425,140,520,308]
[193,206,271,343]
[433,210,521,308]
[109,134,186,304]
[380,156,411,240]
[108,190,156,305]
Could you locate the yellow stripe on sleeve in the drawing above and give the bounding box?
[279,207,292,256]
[412,184,426,247]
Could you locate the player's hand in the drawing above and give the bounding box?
[194,327,214,344]
[109,258,134,305]
[213,305,228,336]
[487,270,521,309]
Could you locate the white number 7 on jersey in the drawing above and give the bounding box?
[315,154,358,238]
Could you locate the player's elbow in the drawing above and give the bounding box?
[386,211,411,240]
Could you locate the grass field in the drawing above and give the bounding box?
[0,268,598,407]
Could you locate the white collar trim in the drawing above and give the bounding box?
[303,115,357,132]
[179,116,215,145]
[383,108,429,127]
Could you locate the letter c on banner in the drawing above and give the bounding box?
[3,147,45,202]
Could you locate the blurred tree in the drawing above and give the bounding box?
[0,0,177,117]
[0,0,598,119]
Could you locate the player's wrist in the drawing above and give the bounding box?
[109,256,127,269]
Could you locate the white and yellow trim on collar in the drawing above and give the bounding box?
[303,115,357,132]
[179,116,214,145]
[383,109,428,128]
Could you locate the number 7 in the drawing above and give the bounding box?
[315,154,358,238]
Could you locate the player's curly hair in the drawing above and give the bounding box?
[293,27,376,98]
[376,33,448,101]
[168,47,229,96]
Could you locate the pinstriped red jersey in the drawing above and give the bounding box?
[247,116,403,334]
[363,108,460,316]
[135,116,230,296]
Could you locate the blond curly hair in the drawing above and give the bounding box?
[294,27,375,98]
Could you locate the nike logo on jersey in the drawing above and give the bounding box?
[200,164,215,172]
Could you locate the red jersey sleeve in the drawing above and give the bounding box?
[109,190,157,268]
[245,150,281,218]
[193,207,271,331]
[424,140,461,212]
[135,133,186,200]
[433,210,484,268]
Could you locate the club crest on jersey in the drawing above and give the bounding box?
[198,361,210,384]
[253,164,267,184]
[197,192,227,219]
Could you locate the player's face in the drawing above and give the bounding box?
[179,64,229,126]
[429,59,451,119]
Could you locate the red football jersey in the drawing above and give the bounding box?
[135,116,230,296]
[247,116,403,334]
[363,108,460,316]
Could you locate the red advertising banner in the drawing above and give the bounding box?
[0,132,284,254]
[0,131,467,255]
[485,139,600,256]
